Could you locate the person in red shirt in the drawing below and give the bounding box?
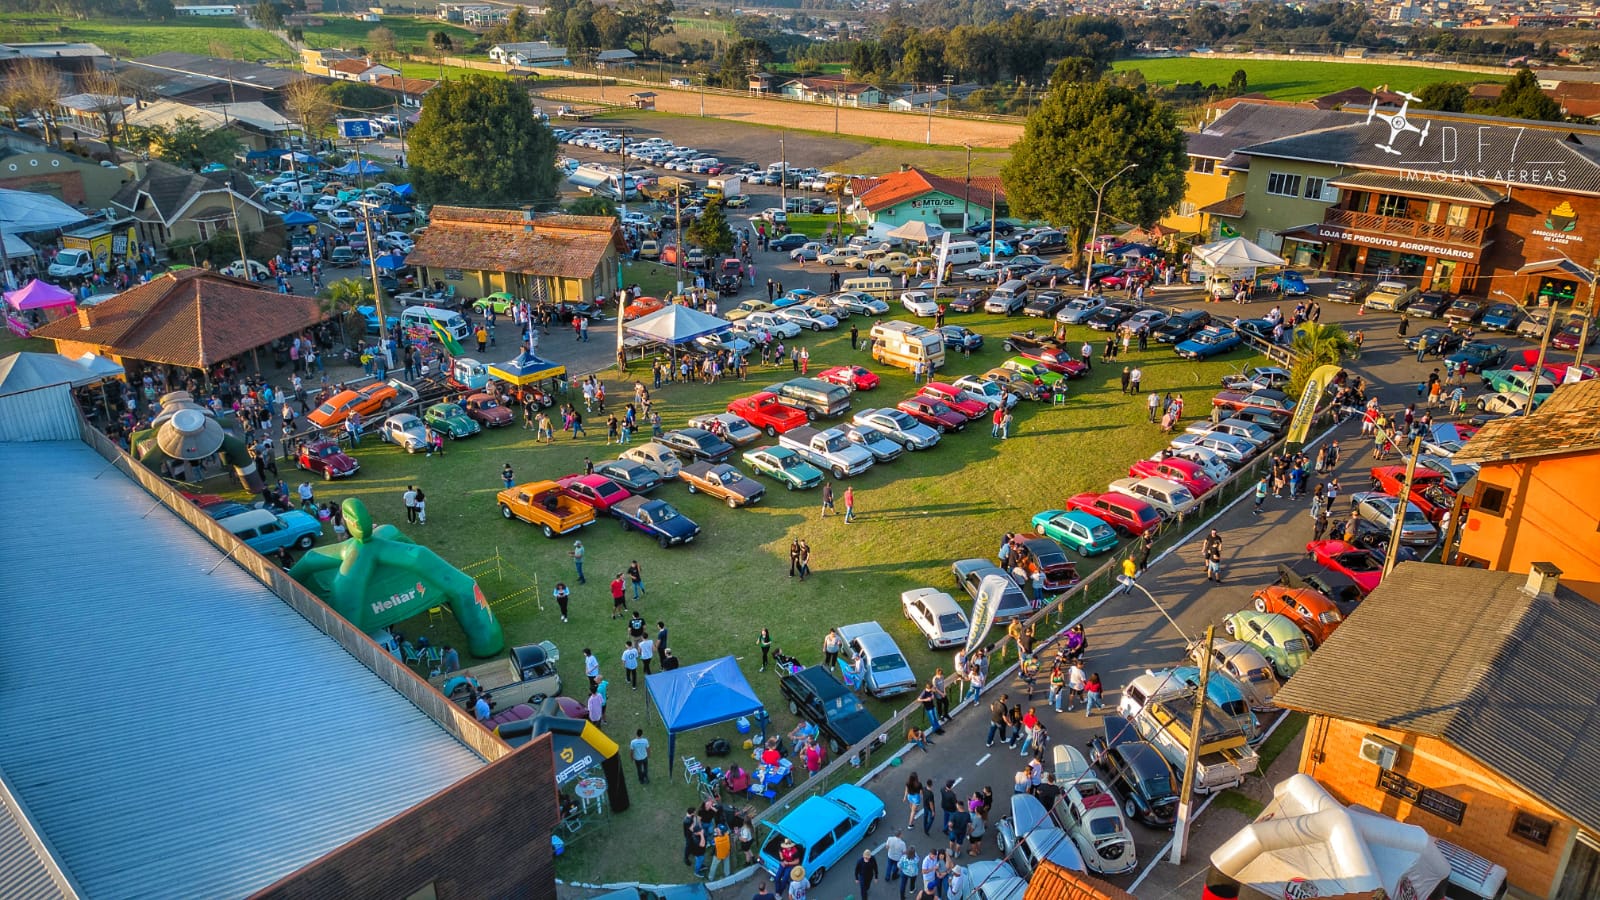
[610,575,627,619]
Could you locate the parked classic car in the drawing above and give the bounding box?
[1064,491,1163,537]
[557,474,633,512]
[423,402,482,439]
[1088,715,1179,827]
[834,621,917,698]
[917,383,988,420]
[1368,466,1459,522]
[993,793,1086,879]
[619,442,684,478]
[1350,490,1441,547]
[1442,341,1507,373]
[1276,559,1363,616]
[223,508,323,553]
[296,439,360,479]
[464,393,514,427]
[742,445,824,490]
[1030,509,1119,556]
[1248,585,1344,647]
[757,784,885,888]
[679,462,766,508]
[686,412,762,446]
[851,408,941,450]
[843,424,904,462]
[726,393,810,436]
[1008,536,1080,593]
[1220,366,1291,392]
[497,480,596,537]
[1222,610,1312,678]
[1128,457,1216,497]
[593,459,663,493]
[1175,327,1243,360]
[658,428,735,464]
[900,587,969,649]
[816,365,880,392]
[951,559,1034,622]
[307,380,401,429]
[1306,539,1384,595]
[611,496,700,547]
[897,396,968,432]
[1050,745,1137,875]
[777,666,884,755]
[378,412,429,452]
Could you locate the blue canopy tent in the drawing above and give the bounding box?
[334,159,384,177]
[374,253,408,271]
[392,183,416,198]
[1107,243,1158,259]
[281,210,317,226]
[488,349,566,385]
[622,303,732,346]
[280,151,320,164]
[378,202,412,216]
[645,656,766,774]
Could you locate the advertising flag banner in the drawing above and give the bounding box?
[1284,363,1343,454]
[962,573,1008,658]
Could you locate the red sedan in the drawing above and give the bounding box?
[1128,457,1215,497]
[897,396,967,432]
[1305,540,1384,595]
[557,474,633,512]
[817,365,880,392]
[297,439,360,479]
[1065,491,1163,537]
[918,382,988,421]
[1018,345,1089,378]
[1368,465,1458,523]
[727,392,809,436]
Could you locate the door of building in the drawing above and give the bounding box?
[1557,831,1600,899]
[1431,261,1457,292]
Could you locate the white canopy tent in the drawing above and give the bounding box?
[0,188,88,236]
[885,220,945,244]
[1193,236,1286,269]
[622,303,733,346]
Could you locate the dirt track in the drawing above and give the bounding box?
[536,83,1024,150]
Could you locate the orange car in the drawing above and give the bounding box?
[624,295,667,320]
[1248,585,1344,647]
[307,381,400,429]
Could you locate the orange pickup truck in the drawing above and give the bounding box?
[497,480,596,537]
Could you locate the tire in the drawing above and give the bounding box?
[812,323,822,332]
[687,482,697,494]
[766,425,777,437]
[788,700,799,715]
[829,737,843,755]
[831,466,846,479]
[727,496,738,509]
[1036,524,1048,535]
[1224,618,1238,637]
[658,534,670,549]
[866,817,880,836]
[786,482,794,491]
[296,534,315,550]
[995,832,1010,855]
[542,525,554,538]
[1253,596,1267,613]
[323,469,332,481]
[1124,798,1139,820]
[806,409,817,421]
[528,693,548,704]
[809,867,827,888]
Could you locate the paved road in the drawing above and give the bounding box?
[797,293,1535,898]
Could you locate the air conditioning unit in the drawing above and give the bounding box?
[1359,735,1400,770]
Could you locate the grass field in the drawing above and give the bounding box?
[396,60,510,82]
[204,304,1265,882]
[0,13,290,60]
[1111,57,1505,101]
[829,145,1010,180]
[670,15,735,37]
[302,15,477,56]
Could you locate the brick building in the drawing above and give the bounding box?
[1274,563,1600,899]
[1451,379,1600,601]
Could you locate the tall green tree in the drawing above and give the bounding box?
[1417,81,1470,112]
[686,200,734,257]
[1001,81,1188,261]
[130,117,240,171]
[409,76,560,205]
[1227,68,1248,96]
[1485,67,1563,121]
[1289,322,1358,396]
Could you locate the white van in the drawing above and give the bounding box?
[841,275,894,298]
[400,305,471,343]
[870,320,946,372]
[940,240,983,268]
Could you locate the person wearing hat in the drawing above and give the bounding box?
[571,539,586,584]
[786,867,807,899]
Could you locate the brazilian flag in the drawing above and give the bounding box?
[431,317,465,356]
[1219,223,1240,239]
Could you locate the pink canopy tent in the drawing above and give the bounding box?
[4,279,75,311]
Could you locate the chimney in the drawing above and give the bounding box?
[1525,562,1562,598]
[899,163,910,173]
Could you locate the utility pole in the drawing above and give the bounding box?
[1381,434,1424,577]
[1073,164,1137,286]
[779,133,788,211]
[351,136,390,366]
[1526,300,1560,412]
[962,142,972,232]
[1171,624,1215,864]
[1577,257,1598,371]
[225,185,250,274]
[674,183,684,296]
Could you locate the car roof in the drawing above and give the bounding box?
[904,588,962,614]
[773,795,852,845]
[221,508,279,531]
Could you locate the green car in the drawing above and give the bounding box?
[1480,367,1553,397]
[1029,509,1119,556]
[1222,610,1311,678]
[1000,357,1064,387]
[423,402,482,439]
[742,445,823,490]
[471,293,516,315]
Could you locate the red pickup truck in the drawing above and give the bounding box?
[727,391,809,436]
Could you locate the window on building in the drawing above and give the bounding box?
[1178,201,1197,217]
[1266,172,1302,198]
[1375,193,1410,217]
[1192,157,1216,175]
[1343,191,1370,215]
[1446,205,1470,227]
[1303,177,1329,201]
[1476,484,1508,516]
[1511,811,1555,848]
[1254,228,1284,253]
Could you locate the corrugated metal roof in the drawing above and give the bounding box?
[0,773,79,900]
[1275,563,1600,832]
[0,440,487,900]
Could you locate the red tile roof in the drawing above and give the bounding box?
[1199,193,1247,218]
[328,58,379,75]
[1454,378,1600,464]
[855,167,1006,213]
[32,268,325,369]
[405,207,626,280]
[372,74,437,96]
[1023,862,1136,900]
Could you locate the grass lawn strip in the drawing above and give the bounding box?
[1110,57,1503,101]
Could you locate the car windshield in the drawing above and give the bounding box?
[1402,508,1430,527]
[1335,552,1381,572]
[1142,773,1174,799]
[653,504,679,521]
[871,653,907,673]
[1089,817,1125,838]
[1090,525,1115,541]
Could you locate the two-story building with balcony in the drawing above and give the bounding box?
[1233,109,1600,303]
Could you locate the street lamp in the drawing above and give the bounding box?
[1073,163,1138,286]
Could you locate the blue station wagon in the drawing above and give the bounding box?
[759,784,886,889]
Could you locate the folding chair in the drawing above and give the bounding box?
[682,756,706,785]
[401,641,425,670]
[427,606,445,628]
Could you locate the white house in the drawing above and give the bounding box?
[489,42,569,67]
[174,4,240,15]
[890,91,946,110]
[327,58,399,83]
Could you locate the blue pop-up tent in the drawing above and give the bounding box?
[645,656,765,774]
[334,159,384,177]
[281,210,317,226]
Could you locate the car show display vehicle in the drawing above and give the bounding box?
[1223,610,1313,678]
[1220,366,1291,392]
[778,425,875,478]
[556,474,633,512]
[378,412,429,451]
[1054,295,1106,325]
[851,408,940,450]
[1029,509,1119,556]
[834,622,917,698]
[611,496,700,547]
[658,428,736,464]
[1128,457,1217,497]
[727,392,810,436]
[678,462,766,508]
[900,587,969,649]
[816,365,880,392]
[1325,279,1371,304]
[497,480,597,537]
[463,393,514,428]
[1305,539,1385,595]
[950,376,1018,411]
[1175,327,1243,360]
[296,439,360,479]
[1188,640,1279,712]
[1248,585,1344,647]
[998,358,1063,389]
[897,396,968,432]
[685,413,761,446]
[308,380,404,429]
[916,383,988,421]
[1049,746,1138,875]
[1478,303,1525,332]
[843,424,904,462]
[1405,291,1450,318]
[939,325,984,352]
[1212,388,1296,417]
[1153,309,1211,344]
[1109,476,1198,520]
[1350,491,1441,548]
[593,459,663,493]
[620,442,684,478]
[1065,491,1163,537]
[993,793,1086,879]
[423,402,482,439]
[1368,465,1459,523]
[951,559,1035,622]
[1121,678,1259,793]
[1088,716,1179,827]
[1443,341,1508,373]
[741,445,825,490]
[757,784,885,888]
[222,508,324,553]
[777,666,885,755]
[1008,536,1080,594]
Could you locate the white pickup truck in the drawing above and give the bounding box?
[1122,679,1259,794]
[778,425,874,480]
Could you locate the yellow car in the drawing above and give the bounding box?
[870,252,910,274]
[637,239,660,260]
[726,299,776,321]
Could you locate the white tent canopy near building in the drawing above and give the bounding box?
[1193,235,1287,269]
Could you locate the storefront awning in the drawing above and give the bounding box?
[1280,223,1491,263]
[1328,171,1506,207]
[1277,225,1324,246]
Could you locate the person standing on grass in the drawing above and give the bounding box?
[844,485,856,522]
[630,728,650,784]
[758,627,772,672]
[789,539,802,577]
[798,540,812,580]
[1129,366,1143,394]
[501,463,515,489]
[628,559,645,599]
[572,540,586,584]
[822,481,835,518]
[610,574,627,619]
[553,582,571,622]
[622,640,640,689]
[638,633,655,674]
[584,648,600,690]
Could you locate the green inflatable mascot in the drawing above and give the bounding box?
[290,497,506,657]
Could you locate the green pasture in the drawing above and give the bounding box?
[1111,57,1505,101]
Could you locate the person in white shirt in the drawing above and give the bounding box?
[629,729,650,783]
